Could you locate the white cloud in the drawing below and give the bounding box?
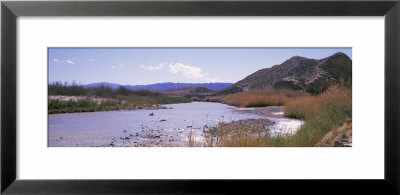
[88,57,94,62]
[111,65,115,69]
[52,58,75,64]
[140,63,164,71]
[65,59,75,64]
[139,62,222,82]
[168,63,204,79]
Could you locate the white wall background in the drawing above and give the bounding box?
[17,17,384,179]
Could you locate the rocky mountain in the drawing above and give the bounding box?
[221,52,352,94]
[84,82,232,92]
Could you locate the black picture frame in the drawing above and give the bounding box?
[1,0,399,194]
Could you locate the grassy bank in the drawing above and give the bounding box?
[204,89,306,107]
[204,85,352,147]
[48,82,190,114]
[49,99,122,114]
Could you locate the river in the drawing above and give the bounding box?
[48,102,303,147]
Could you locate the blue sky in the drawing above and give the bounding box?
[48,48,352,85]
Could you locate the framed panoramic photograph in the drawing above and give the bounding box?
[47,48,352,147]
[2,0,400,194]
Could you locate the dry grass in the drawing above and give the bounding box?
[211,89,306,108]
[281,85,352,146]
[284,96,320,120]
[314,118,352,147]
[205,85,352,147]
[188,129,195,147]
[203,119,274,147]
[285,85,352,120]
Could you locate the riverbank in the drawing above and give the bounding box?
[48,95,189,114]
[48,82,191,114]
[201,85,352,147]
[49,102,270,147]
[205,88,306,108]
[202,118,274,147]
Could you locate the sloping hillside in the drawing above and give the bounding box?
[221,52,352,94]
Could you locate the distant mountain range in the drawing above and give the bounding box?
[221,52,352,94]
[84,82,233,91]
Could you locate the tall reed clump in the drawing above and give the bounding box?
[284,96,320,120]
[220,89,306,107]
[285,85,351,120]
[285,85,352,146]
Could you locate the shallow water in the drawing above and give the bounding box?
[48,102,303,147]
[266,117,304,136]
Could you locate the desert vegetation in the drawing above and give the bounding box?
[205,89,306,107]
[203,85,352,147]
[48,81,190,114]
[49,81,352,147]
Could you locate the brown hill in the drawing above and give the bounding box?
[221,52,352,94]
